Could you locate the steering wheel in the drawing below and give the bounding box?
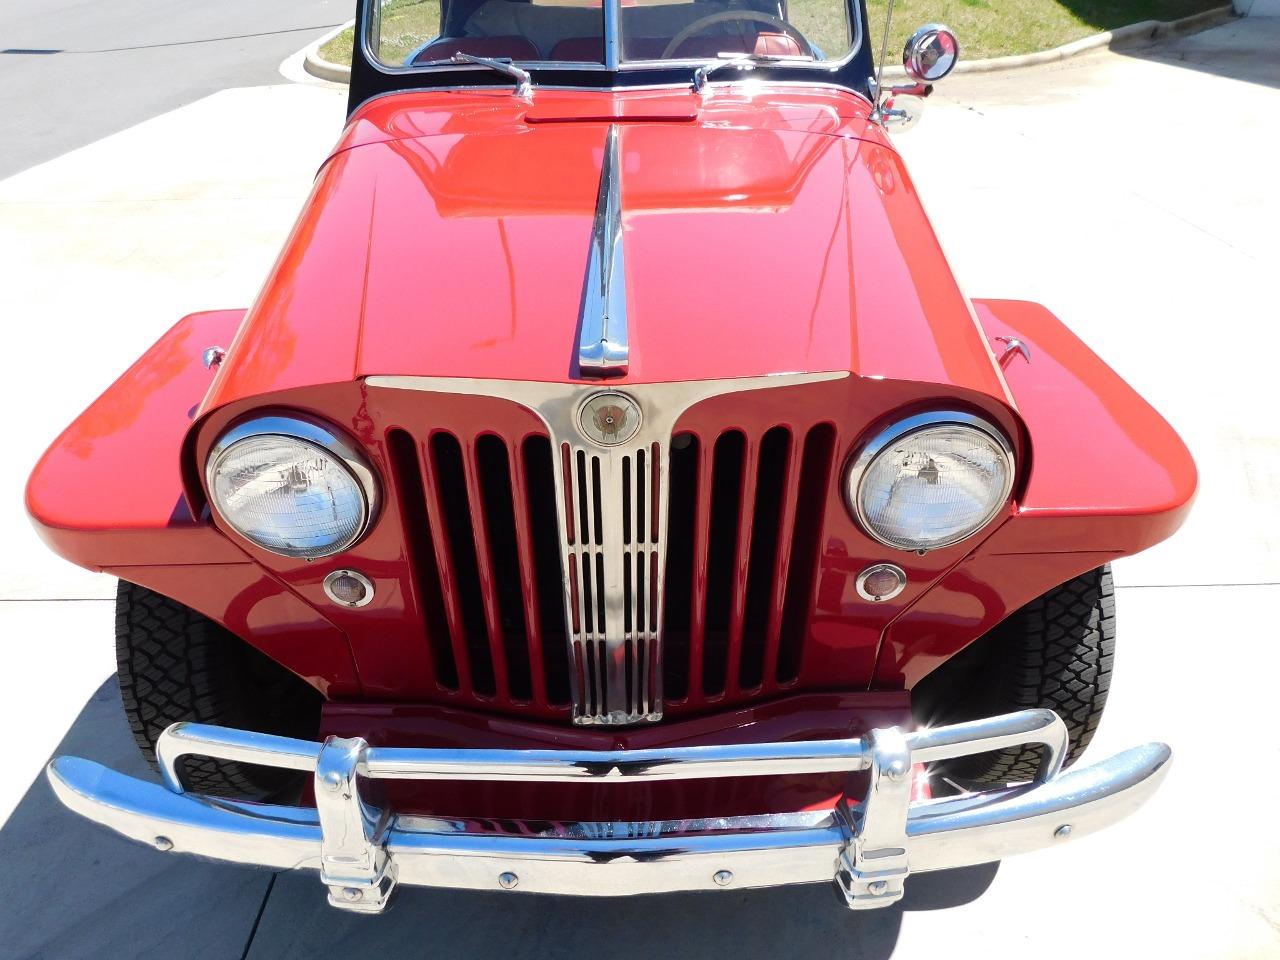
[660,10,814,60]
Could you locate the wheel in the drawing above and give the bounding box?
[912,565,1116,787]
[115,579,322,799]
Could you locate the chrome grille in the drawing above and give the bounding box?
[369,373,847,726]
[564,441,664,725]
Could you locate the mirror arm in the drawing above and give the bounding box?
[888,82,932,99]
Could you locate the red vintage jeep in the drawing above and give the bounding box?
[29,0,1194,914]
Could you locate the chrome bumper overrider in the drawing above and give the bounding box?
[46,709,1170,914]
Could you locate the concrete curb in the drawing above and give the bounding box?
[303,20,356,84]
[301,5,1234,86]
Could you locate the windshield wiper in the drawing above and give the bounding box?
[692,53,812,93]
[451,52,533,98]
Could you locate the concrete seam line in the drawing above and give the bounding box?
[301,5,1234,86]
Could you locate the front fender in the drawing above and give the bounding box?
[975,297,1197,552]
[26,311,246,569]
[25,309,361,697]
[874,298,1197,688]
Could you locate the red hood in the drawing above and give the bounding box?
[204,87,1007,411]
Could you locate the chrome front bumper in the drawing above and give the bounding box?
[46,709,1170,914]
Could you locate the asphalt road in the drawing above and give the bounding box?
[0,0,345,178]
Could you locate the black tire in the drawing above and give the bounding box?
[115,579,322,800]
[913,565,1115,787]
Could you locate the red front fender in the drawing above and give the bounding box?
[25,310,361,698]
[874,298,1197,689]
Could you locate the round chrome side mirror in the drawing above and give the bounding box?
[903,24,959,83]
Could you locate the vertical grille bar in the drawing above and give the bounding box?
[740,426,793,692]
[723,433,759,698]
[701,430,745,698]
[519,437,570,706]
[629,450,643,715]
[776,423,837,683]
[417,433,475,697]
[462,437,515,704]
[760,430,805,692]
[429,434,499,697]
[386,429,457,691]
[661,434,698,704]
[474,435,536,704]
[510,439,550,706]
[684,435,715,705]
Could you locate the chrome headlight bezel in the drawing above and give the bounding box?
[844,410,1015,552]
[205,414,380,560]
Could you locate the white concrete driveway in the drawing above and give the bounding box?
[0,18,1276,958]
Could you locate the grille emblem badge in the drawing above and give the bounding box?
[579,391,642,447]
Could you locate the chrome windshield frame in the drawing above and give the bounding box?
[351,0,867,87]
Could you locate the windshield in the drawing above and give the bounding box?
[364,0,856,70]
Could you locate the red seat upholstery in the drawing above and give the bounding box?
[746,31,805,57]
[411,36,541,64]
[673,31,805,58]
[550,31,803,63]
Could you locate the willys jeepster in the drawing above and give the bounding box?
[29,0,1195,915]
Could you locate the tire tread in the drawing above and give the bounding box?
[920,566,1116,786]
[115,580,318,798]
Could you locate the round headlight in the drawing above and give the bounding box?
[846,412,1014,552]
[206,416,378,560]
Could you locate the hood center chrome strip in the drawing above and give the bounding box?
[578,125,629,378]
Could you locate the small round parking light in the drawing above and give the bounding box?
[856,563,908,603]
[323,569,375,608]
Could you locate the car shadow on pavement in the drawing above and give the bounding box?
[0,679,999,960]
[0,679,272,960]
[246,861,997,960]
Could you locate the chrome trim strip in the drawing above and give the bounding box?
[365,373,847,724]
[603,0,621,69]
[362,737,867,781]
[346,82,875,116]
[47,709,1172,911]
[356,0,867,83]
[578,125,629,378]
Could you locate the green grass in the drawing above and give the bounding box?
[864,0,1223,61]
[788,0,856,55]
[321,0,441,66]
[319,0,1223,67]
